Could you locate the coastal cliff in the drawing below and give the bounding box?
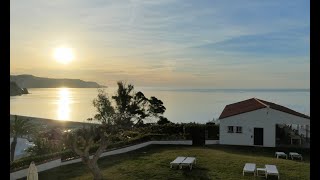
[10,82,29,96]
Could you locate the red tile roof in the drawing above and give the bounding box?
[219,98,310,120]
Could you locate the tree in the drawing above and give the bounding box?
[26,128,63,156]
[10,115,37,162]
[91,89,115,125]
[157,116,171,125]
[64,125,107,180]
[148,96,166,118]
[65,89,114,180]
[112,81,153,128]
[64,83,167,179]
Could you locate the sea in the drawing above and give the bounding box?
[10,88,310,124]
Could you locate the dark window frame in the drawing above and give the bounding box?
[236,126,242,133]
[228,126,234,133]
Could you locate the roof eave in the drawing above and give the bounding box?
[219,107,267,120]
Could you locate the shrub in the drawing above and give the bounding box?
[60,150,79,161]
[138,123,219,140]
[157,116,171,125]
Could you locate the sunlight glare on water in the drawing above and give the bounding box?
[57,88,71,120]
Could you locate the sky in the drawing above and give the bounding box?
[10,0,310,89]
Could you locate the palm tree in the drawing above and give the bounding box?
[10,115,36,162]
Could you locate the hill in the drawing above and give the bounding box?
[10,74,105,88]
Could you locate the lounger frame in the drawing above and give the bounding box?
[170,157,186,168]
[242,163,256,176]
[265,164,280,180]
[179,157,197,170]
[275,152,287,159]
[289,152,303,160]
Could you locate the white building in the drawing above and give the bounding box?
[218,98,310,147]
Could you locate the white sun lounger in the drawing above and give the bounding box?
[289,152,303,160]
[179,157,196,170]
[243,163,256,176]
[265,164,280,179]
[275,152,287,159]
[170,157,186,168]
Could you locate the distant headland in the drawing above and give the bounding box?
[10,81,29,96]
[10,74,106,88]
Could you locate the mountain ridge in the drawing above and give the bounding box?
[10,74,106,88]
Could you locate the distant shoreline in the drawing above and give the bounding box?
[10,114,99,129]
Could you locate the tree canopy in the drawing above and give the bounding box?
[89,81,167,129]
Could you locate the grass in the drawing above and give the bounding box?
[27,145,309,180]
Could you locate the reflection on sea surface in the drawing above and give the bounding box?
[57,88,71,120]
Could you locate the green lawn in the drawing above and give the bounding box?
[35,145,309,180]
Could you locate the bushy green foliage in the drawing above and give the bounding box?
[119,130,140,140]
[157,116,171,125]
[137,123,219,140]
[60,149,80,161]
[26,136,63,156]
[139,123,184,135]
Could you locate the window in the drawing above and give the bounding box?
[236,126,242,133]
[228,126,234,133]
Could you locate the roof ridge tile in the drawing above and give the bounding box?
[254,98,269,108]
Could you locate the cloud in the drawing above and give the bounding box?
[190,27,309,57]
[10,0,310,88]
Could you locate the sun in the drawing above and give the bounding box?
[53,47,74,64]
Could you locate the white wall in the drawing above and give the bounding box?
[219,108,310,147]
[205,140,219,145]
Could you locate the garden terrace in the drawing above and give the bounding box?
[19,145,309,180]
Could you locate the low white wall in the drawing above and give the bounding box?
[10,140,192,180]
[205,140,219,145]
[101,141,153,157]
[153,140,192,145]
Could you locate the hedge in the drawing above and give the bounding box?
[138,123,219,140]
